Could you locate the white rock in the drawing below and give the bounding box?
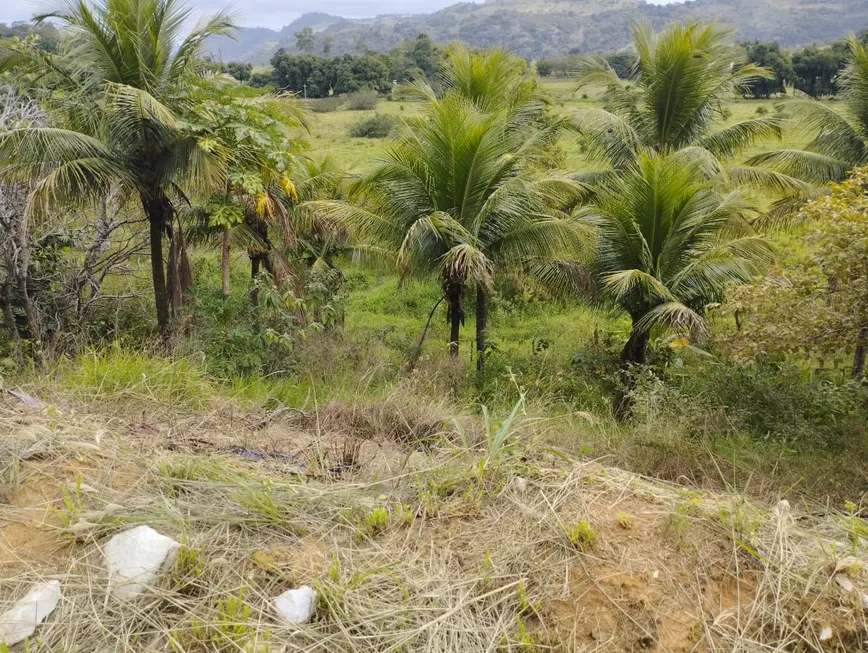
[862,593,868,610]
[274,586,316,624]
[772,499,790,520]
[0,580,62,646]
[514,476,527,494]
[104,526,179,599]
[819,626,833,642]
[651,569,660,580]
[834,573,854,593]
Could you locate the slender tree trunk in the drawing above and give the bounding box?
[1,251,21,362]
[613,322,650,421]
[15,220,41,366]
[142,193,171,340]
[406,295,445,373]
[852,323,868,381]
[221,226,231,299]
[445,281,464,359]
[475,286,488,384]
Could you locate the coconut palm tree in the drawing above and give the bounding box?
[748,36,868,182]
[426,42,544,114]
[317,94,589,377]
[580,150,772,418]
[572,19,810,205]
[0,0,234,338]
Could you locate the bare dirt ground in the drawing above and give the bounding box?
[1,392,866,651]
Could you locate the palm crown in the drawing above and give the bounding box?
[580,150,772,415]
[573,20,787,174]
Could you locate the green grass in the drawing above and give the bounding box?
[298,79,840,174]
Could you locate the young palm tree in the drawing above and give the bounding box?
[572,19,810,205]
[580,150,772,417]
[318,95,589,375]
[748,36,868,182]
[426,42,544,114]
[0,0,233,338]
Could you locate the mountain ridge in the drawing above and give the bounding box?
[207,0,868,63]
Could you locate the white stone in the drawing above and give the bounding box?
[862,593,868,610]
[834,573,854,593]
[0,580,61,646]
[274,586,316,624]
[819,626,833,642]
[514,477,527,493]
[104,526,179,598]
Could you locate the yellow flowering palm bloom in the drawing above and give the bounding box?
[255,192,269,217]
[279,175,299,202]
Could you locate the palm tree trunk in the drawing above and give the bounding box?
[853,323,868,380]
[15,220,41,366]
[475,286,488,384]
[1,251,22,363]
[445,281,464,359]
[221,226,231,298]
[613,323,650,421]
[142,194,171,340]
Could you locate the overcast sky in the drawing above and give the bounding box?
[2,0,676,29]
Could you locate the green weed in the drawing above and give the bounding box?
[564,519,597,551]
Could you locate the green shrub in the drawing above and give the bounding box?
[634,359,866,448]
[348,113,395,138]
[309,97,341,113]
[346,89,379,110]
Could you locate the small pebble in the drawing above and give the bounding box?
[819,626,833,642]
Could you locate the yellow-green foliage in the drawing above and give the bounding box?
[171,590,270,653]
[564,518,597,551]
[62,345,213,405]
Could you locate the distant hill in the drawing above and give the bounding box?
[205,0,868,63]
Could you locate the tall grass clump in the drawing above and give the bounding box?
[308,96,341,113]
[60,344,214,405]
[348,113,395,138]
[346,89,379,110]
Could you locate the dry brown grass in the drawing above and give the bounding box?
[1,392,866,652]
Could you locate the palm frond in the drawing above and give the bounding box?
[700,118,783,159]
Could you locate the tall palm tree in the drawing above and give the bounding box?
[748,36,868,182]
[0,0,233,338]
[318,94,589,376]
[572,19,809,205]
[580,150,772,418]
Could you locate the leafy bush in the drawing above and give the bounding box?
[391,84,420,101]
[349,113,395,138]
[755,105,769,115]
[309,97,341,113]
[633,359,866,448]
[346,89,379,110]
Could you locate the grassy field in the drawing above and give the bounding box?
[296,78,818,173]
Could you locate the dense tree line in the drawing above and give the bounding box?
[740,31,868,98]
[257,34,441,97]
